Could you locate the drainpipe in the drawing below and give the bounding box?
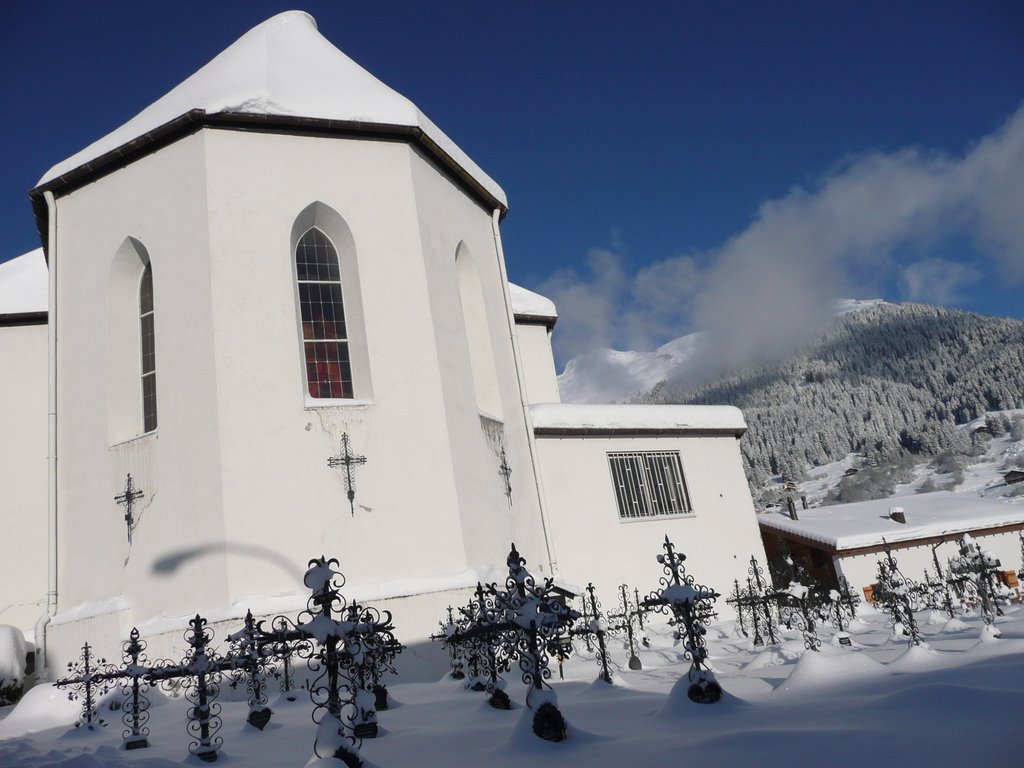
[35,190,58,681]
[491,208,559,577]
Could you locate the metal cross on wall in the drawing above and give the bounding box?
[115,473,145,544]
[497,446,512,506]
[327,433,367,516]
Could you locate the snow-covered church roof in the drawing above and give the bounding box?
[759,491,1024,552]
[508,283,557,326]
[530,403,746,436]
[0,250,48,319]
[35,11,506,212]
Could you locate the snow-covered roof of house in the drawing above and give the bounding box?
[758,491,1024,552]
[0,250,48,319]
[35,11,506,212]
[530,403,746,436]
[508,283,557,325]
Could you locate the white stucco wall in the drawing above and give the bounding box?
[46,131,231,669]
[195,129,551,636]
[0,321,48,632]
[42,125,555,669]
[835,530,1024,598]
[534,432,767,617]
[514,322,560,405]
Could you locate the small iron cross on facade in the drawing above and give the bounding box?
[498,446,512,506]
[115,473,144,544]
[328,433,367,516]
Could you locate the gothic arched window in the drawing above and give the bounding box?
[139,263,157,433]
[295,227,353,399]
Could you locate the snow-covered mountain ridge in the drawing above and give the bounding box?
[557,298,886,404]
[556,332,701,404]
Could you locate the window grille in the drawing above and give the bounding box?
[607,451,691,520]
[139,263,157,433]
[296,227,353,398]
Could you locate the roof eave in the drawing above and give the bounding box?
[513,313,558,330]
[0,311,48,328]
[29,109,509,257]
[534,426,746,439]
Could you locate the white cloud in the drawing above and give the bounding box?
[537,102,1024,376]
[899,258,982,304]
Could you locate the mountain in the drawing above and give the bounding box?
[641,302,1024,498]
[556,332,700,404]
[557,299,887,405]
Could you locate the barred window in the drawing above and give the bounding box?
[607,451,691,520]
[139,263,157,433]
[296,227,353,399]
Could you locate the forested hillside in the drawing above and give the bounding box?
[645,303,1024,492]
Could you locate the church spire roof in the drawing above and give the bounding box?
[36,11,506,209]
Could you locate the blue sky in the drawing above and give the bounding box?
[2,1,1022,365]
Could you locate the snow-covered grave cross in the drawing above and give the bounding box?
[253,555,402,767]
[641,535,723,703]
[873,540,924,646]
[573,582,615,682]
[483,542,580,741]
[55,628,160,749]
[725,555,781,647]
[606,582,644,672]
[949,534,1005,630]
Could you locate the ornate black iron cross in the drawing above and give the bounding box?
[497,446,512,506]
[115,473,144,544]
[327,433,367,516]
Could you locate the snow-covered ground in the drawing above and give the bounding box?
[2,604,1022,767]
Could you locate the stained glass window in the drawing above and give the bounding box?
[296,228,353,398]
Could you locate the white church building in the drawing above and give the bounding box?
[0,11,765,676]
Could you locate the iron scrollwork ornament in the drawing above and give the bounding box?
[642,536,723,703]
[487,543,579,741]
[873,541,924,646]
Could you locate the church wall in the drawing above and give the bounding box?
[0,322,48,632]
[406,147,554,578]
[199,130,483,639]
[534,432,766,616]
[514,322,561,405]
[48,132,231,665]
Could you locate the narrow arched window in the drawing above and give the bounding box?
[296,227,353,398]
[139,263,157,432]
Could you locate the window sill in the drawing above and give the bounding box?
[304,397,374,410]
[110,430,158,449]
[618,511,695,524]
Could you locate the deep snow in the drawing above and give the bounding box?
[2,603,1021,767]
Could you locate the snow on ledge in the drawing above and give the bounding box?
[508,283,557,321]
[37,11,506,209]
[529,403,746,434]
[758,490,1024,551]
[0,249,48,316]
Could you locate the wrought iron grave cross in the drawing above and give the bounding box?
[497,446,512,506]
[327,433,367,516]
[115,473,144,544]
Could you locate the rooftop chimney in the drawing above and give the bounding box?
[889,506,906,524]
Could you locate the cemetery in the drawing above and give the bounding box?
[2,531,1022,766]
